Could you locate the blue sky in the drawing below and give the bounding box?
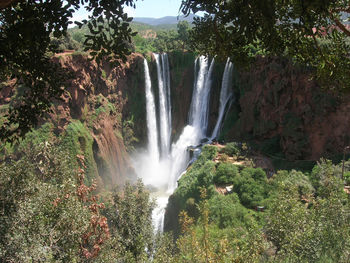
[72,0,184,23]
[125,0,184,18]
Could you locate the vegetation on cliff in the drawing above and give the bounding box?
[165,144,350,262]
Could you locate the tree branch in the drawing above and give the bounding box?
[333,17,350,37]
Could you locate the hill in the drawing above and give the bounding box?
[133,14,197,26]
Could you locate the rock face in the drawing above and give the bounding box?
[167,52,196,139]
[49,53,148,186]
[223,57,350,160]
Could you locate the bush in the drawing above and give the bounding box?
[0,143,90,262]
[266,175,350,262]
[309,159,344,197]
[208,193,255,229]
[200,145,218,160]
[104,180,155,261]
[218,153,229,162]
[270,169,314,197]
[232,167,269,208]
[213,162,239,184]
[221,142,240,156]
[344,171,350,185]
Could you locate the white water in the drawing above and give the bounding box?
[189,56,215,135]
[154,53,171,157]
[144,59,159,162]
[167,56,215,192]
[134,55,216,232]
[211,58,234,139]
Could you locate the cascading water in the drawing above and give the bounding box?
[154,53,171,157]
[144,58,159,162]
[134,54,216,232]
[189,56,215,135]
[168,56,215,192]
[162,54,172,141]
[135,56,169,231]
[211,58,234,139]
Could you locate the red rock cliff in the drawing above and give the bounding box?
[50,53,145,186]
[225,57,350,160]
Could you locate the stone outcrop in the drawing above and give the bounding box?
[49,53,147,186]
[224,57,350,160]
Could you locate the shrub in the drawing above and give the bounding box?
[208,193,255,229]
[232,167,269,208]
[0,143,90,262]
[270,169,314,197]
[104,180,155,261]
[218,153,229,162]
[200,145,218,160]
[213,162,239,184]
[221,142,240,156]
[344,171,350,185]
[266,177,350,262]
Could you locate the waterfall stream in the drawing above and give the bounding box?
[211,58,234,139]
[154,53,171,157]
[144,58,159,162]
[134,54,230,232]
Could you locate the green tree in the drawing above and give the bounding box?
[177,20,191,51]
[153,30,180,52]
[213,162,239,184]
[180,0,350,91]
[0,0,137,142]
[0,142,92,262]
[103,180,155,262]
[176,189,265,263]
[232,167,269,208]
[265,163,350,262]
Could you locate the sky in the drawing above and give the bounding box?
[71,0,185,23]
[125,0,184,18]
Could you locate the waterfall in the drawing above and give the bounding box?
[154,53,171,157]
[189,56,215,136]
[162,53,172,139]
[134,55,216,232]
[211,58,234,139]
[144,58,159,162]
[135,57,169,231]
[168,56,215,192]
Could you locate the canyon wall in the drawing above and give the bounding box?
[222,56,350,161]
[51,53,146,187]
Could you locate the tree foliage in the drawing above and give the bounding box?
[266,164,350,262]
[0,134,168,262]
[106,180,155,261]
[0,142,91,262]
[180,0,350,90]
[0,0,137,142]
[177,21,191,51]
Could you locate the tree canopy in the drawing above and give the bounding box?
[0,0,137,142]
[180,0,350,91]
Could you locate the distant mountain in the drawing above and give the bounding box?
[133,14,197,26]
